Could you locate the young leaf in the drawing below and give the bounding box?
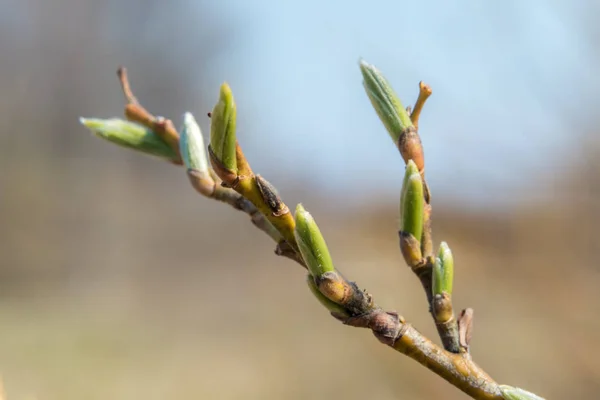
[359,59,414,143]
[80,117,178,162]
[179,112,209,173]
[294,204,335,278]
[209,83,238,173]
[432,242,454,296]
[399,160,424,242]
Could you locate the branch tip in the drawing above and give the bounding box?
[410,81,433,130]
[117,66,139,105]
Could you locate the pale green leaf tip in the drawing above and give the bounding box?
[295,203,308,217]
[500,385,545,400]
[295,203,316,228]
[220,82,233,99]
[438,241,452,261]
[406,160,420,176]
[80,117,137,135]
[180,112,208,173]
[79,117,112,133]
[79,117,177,161]
[358,58,372,75]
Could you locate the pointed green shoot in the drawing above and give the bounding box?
[359,59,414,143]
[209,83,237,173]
[179,112,209,173]
[499,385,545,400]
[306,275,350,318]
[432,242,454,297]
[79,117,178,162]
[399,160,424,242]
[294,204,335,278]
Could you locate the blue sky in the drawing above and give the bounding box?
[188,0,599,209]
[7,0,598,209]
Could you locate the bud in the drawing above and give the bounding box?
[499,385,545,400]
[399,231,422,268]
[359,59,424,171]
[294,204,335,278]
[432,293,454,324]
[179,112,209,173]
[359,59,413,142]
[306,274,350,319]
[209,83,238,177]
[399,160,424,243]
[79,117,178,162]
[432,242,454,297]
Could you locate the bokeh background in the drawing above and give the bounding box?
[1,1,599,399]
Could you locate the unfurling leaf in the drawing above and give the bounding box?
[432,242,454,296]
[360,59,424,171]
[209,83,238,174]
[80,117,178,162]
[294,204,335,278]
[359,59,413,143]
[400,160,424,242]
[179,112,209,173]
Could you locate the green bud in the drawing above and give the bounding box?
[209,83,237,173]
[359,59,414,143]
[399,160,424,243]
[294,204,335,278]
[79,117,178,162]
[179,112,209,173]
[306,275,350,319]
[432,242,454,297]
[499,385,545,400]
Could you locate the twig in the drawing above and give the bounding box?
[96,67,512,400]
[410,81,432,131]
[116,69,304,267]
[394,82,461,353]
[305,268,503,399]
[117,66,140,105]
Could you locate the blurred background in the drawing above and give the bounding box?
[1,0,599,399]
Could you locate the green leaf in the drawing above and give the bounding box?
[294,204,335,277]
[79,117,178,162]
[500,385,545,400]
[399,160,424,242]
[209,83,237,172]
[432,242,454,296]
[179,112,209,173]
[359,59,414,143]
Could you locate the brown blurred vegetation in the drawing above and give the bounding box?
[1,2,600,399]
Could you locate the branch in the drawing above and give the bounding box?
[78,66,545,400]
[360,60,462,352]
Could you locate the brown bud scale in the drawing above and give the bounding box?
[398,126,425,173]
[256,175,289,216]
